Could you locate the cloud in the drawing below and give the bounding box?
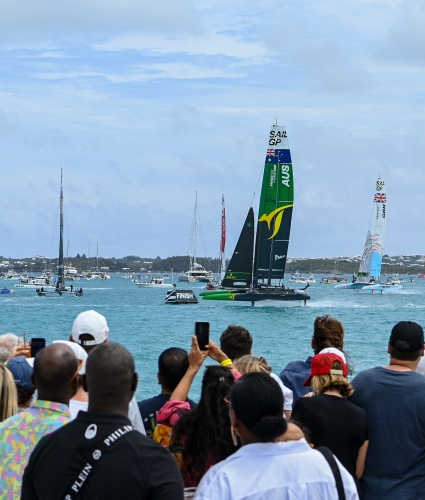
[94,32,267,59]
[0,0,200,41]
[379,0,425,64]
[32,63,243,83]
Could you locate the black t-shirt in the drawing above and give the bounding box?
[138,394,197,437]
[292,394,368,480]
[21,411,183,500]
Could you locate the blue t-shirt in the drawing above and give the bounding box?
[351,367,425,500]
[279,357,312,402]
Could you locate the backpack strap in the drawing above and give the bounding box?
[63,424,135,500]
[316,446,346,500]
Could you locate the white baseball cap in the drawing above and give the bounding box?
[319,347,347,364]
[71,310,109,347]
[52,340,88,375]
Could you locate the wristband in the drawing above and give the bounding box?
[220,359,233,367]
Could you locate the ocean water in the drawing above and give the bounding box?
[1,275,424,401]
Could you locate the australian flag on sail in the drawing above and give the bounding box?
[266,149,292,164]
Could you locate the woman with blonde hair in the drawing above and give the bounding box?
[233,355,292,419]
[0,364,18,422]
[292,352,368,495]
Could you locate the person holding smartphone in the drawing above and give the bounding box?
[155,332,241,488]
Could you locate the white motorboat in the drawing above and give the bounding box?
[136,277,170,288]
[15,278,56,289]
[289,272,308,283]
[179,263,215,283]
[307,274,316,283]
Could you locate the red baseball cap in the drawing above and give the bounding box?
[303,353,348,387]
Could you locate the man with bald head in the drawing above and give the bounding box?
[22,342,183,500]
[0,343,78,498]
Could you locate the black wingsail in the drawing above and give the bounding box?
[221,208,254,288]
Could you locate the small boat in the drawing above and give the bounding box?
[307,274,316,283]
[136,277,170,288]
[409,277,414,282]
[165,288,198,304]
[419,274,425,279]
[0,287,14,295]
[15,278,56,289]
[321,274,347,284]
[205,283,216,290]
[289,272,308,283]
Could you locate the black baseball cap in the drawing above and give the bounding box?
[390,321,424,353]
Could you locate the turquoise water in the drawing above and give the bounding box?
[1,276,424,400]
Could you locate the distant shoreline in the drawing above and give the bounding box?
[1,254,424,275]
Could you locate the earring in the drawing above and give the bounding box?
[230,426,238,447]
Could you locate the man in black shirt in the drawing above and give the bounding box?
[138,347,196,437]
[22,342,183,500]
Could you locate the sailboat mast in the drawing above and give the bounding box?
[193,192,198,267]
[58,169,64,289]
[220,194,226,279]
[96,242,99,271]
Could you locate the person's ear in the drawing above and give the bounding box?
[82,374,88,392]
[31,372,36,388]
[421,345,425,358]
[157,372,162,385]
[387,342,391,355]
[311,337,316,350]
[71,374,78,397]
[131,372,138,394]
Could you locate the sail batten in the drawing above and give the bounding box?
[253,125,294,284]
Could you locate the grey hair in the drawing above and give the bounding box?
[0,334,23,364]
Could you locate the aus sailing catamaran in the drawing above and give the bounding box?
[200,122,310,305]
[335,177,401,291]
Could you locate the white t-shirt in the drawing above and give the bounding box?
[67,395,146,435]
[69,399,88,419]
[195,439,359,500]
[270,373,293,411]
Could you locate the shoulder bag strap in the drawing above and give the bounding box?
[63,424,135,500]
[316,446,346,500]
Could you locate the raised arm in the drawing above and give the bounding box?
[169,335,208,402]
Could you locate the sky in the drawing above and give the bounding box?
[0,0,424,260]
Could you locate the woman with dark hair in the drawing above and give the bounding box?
[195,372,359,500]
[279,315,352,401]
[156,336,239,488]
[292,352,368,495]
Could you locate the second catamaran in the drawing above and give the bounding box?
[201,122,310,305]
[335,176,400,291]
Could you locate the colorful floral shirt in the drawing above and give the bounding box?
[0,399,71,500]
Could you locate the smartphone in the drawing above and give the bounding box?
[31,338,46,358]
[195,322,210,351]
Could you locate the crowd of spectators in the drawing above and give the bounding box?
[0,312,425,500]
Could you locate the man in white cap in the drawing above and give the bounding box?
[70,310,109,353]
[69,310,145,435]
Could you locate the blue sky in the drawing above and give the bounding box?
[0,0,424,260]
